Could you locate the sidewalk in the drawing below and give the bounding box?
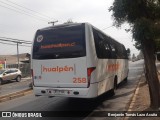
[124,62,160,120]
[124,75,160,120]
[0,77,32,102]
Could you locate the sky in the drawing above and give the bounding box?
[0,0,139,56]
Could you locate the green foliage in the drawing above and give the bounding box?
[110,0,160,24]
[110,0,144,25]
[133,18,155,41]
[134,42,142,50]
[155,39,160,51]
[109,0,160,51]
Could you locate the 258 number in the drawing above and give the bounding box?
[73,77,87,83]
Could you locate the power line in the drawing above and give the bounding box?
[0,41,18,45]
[0,39,32,44]
[0,38,32,44]
[0,4,48,22]
[5,0,53,20]
[102,25,114,30]
[0,0,50,22]
[0,37,32,43]
[0,41,31,47]
[0,39,31,68]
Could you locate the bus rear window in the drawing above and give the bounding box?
[32,24,86,59]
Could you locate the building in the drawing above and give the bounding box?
[0,53,30,77]
[0,60,5,70]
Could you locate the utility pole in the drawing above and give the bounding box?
[48,20,58,26]
[17,42,22,69]
[4,58,6,69]
[0,38,31,69]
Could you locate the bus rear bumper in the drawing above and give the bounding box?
[33,83,98,98]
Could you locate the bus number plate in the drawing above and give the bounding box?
[46,89,65,94]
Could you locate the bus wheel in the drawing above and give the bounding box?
[124,77,128,82]
[110,77,117,96]
[114,76,118,90]
[109,88,115,96]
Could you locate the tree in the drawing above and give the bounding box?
[126,48,131,58]
[137,51,144,60]
[109,0,160,109]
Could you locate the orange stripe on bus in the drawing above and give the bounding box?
[107,64,120,71]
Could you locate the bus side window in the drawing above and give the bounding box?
[103,41,112,58]
[93,30,102,58]
[110,44,117,59]
[103,35,116,59]
[99,40,111,58]
[111,41,123,59]
[117,45,125,59]
[122,45,128,59]
[93,28,112,59]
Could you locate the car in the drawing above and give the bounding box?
[0,68,22,85]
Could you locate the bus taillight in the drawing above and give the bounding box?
[87,67,96,88]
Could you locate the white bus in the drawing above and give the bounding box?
[31,23,129,98]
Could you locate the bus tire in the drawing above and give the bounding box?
[124,77,128,82]
[109,77,118,96]
[114,76,118,90]
[109,88,115,96]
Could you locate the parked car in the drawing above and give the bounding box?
[0,68,22,85]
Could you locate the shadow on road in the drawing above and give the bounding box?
[37,81,130,120]
[3,78,135,120]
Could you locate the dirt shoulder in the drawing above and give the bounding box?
[126,75,160,120]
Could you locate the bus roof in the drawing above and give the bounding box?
[37,22,125,49]
[38,23,85,31]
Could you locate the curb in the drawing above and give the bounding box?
[127,81,141,111]
[127,74,144,111]
[123,74,144,120]
[0,89,33,103]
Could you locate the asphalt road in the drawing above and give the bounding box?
[0,77,31,96]
[0,60,144,120]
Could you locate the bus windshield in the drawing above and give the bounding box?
[32,24,86,59]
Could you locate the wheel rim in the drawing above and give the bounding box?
[17,76,21,81]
